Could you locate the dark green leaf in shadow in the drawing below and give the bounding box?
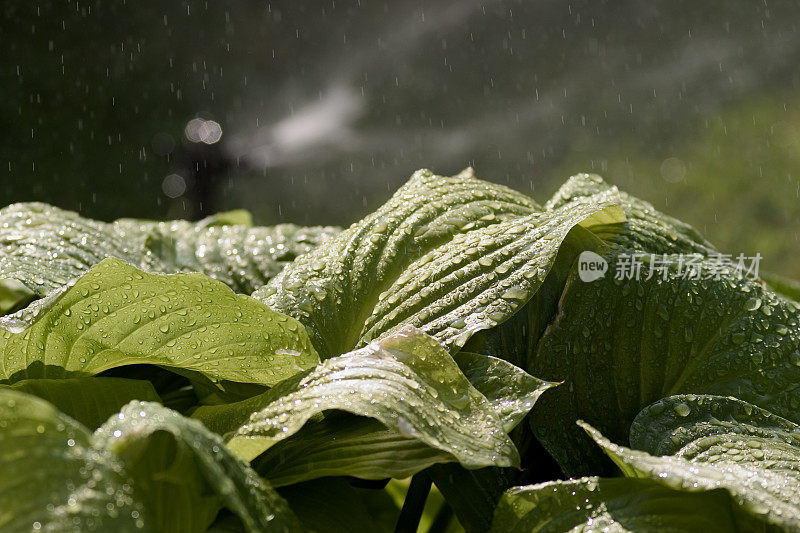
[3,376,161,429]
[529,251,800,476]
[278,477,389,532]
[0,389,147,532]
[582,415,800,531]
[95,401,301,533]
[490,477,755,533]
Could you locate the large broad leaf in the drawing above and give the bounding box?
[0,389,147,532]
[461,173,714,373]
[0,257,319,386]
[0,202,143,314]
[253,168,540,359]
[95,401,301,533]
[582,409,800,531]
[197,327,525,478]
[238,351,555,486]
[631,393,800,457]
[119,217,340,295]
[253,168,624,359]
[3,376,161,429]
[545,173,715,256]
[490,477,757,533]
[529,250,800,476]
[0,202,340,316]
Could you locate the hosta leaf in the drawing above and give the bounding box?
[127,219,340,295]
[529,251,800,475]
[358,194,623,352]
[0,202,340,316]
[545,173,715,255]
[0,389,147,532]
[242,352,554,486]
[583,417,800,531]
[252,414,449,486]
[0,257,318,386]
[253,168,540,359]
[461,174,713,372]
[630,394,800,457]
[277,478,390,532]
[4,376,161,429]
[0,203,142,314]
[453,351,557,432]
[216,327,520,475]
[490,477,754,533]
[762,271,800,303]
[254,168,624,359]
[95,401,300,533]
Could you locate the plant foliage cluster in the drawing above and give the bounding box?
[1,169,800,532]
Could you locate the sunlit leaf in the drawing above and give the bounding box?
[0,257,319,386]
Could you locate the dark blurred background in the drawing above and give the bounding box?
[2,1,800,274]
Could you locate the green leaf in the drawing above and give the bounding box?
[762,270,800,303]
[582,415,800,531]
[252,168,540,359]
[631,394,800,457]
[128,218,341,295]
[278,477,390,532]
[357,197,622,353]
[0,389,148,532]
[252,414,450,486]
[490,477,754,533]
[95,401,301,533]
[3,376,161,429]
[254,168,624,359]
[529,251,800,475]
[0,257,319,386]
[545,173,715,256]
[197,347,551,487]
[0,202,340,316]
[453,351,557,432]
[461,173,713,372]
[429,465,518,533]
[211,327,520,476]
[0,202,143,314]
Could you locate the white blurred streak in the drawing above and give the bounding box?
[232,85,362,168]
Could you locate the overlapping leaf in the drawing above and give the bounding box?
[529,251,800,475]
[0,202,340,316]
[96,401,301,533]
[582,410,800,531]
[254,169,624,359]
[0,257,318,386]
[119,217,340,295]
[0,202,143,314]
[545,173,716,256]
[0,389,147,532]
[490,477,752,532]
[4,376,161,429]
[196,327,529,484]
[238,351,555,486]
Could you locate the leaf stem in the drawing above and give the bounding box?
[395,473,432,533]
